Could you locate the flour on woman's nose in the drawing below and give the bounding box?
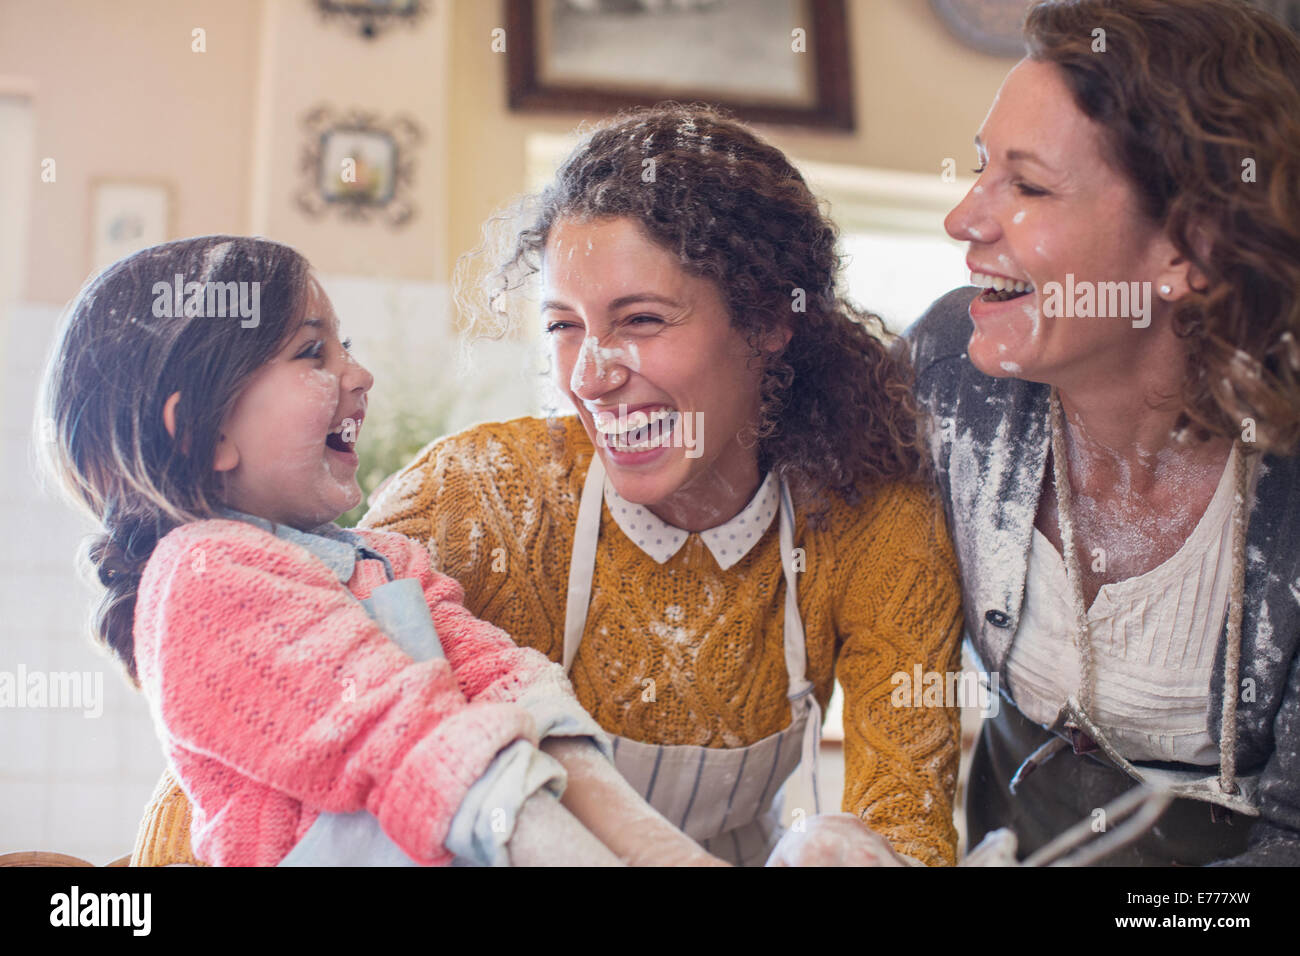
[571,336,639,392]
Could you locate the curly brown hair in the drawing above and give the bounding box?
[463,103,925,509]
[1026,0,1300,454]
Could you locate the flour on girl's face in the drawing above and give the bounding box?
[287,367,362,507]
[300,365,337,402]
[215,282,369,528]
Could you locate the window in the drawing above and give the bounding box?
[797,159,973,335]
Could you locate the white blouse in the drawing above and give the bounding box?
[1005,445,1250,765]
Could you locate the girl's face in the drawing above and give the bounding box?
[944,58,1179,386]
[214,275,373,529]
[542,216,773,527]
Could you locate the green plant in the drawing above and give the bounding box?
[337,380,459,528]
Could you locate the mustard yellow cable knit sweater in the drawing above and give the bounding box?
[359,415,965,866]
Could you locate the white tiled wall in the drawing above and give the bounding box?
[0,276,541,863]
[0,300,163,864]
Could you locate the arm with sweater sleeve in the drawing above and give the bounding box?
[360,528,612,756]
[833,485,965,867]
[133,521,536,867]
[359,530,650,865]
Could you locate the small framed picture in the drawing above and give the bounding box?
[89,180,172,275]
[319,128,398,205]
[297,106,421,227]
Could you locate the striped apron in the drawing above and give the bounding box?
[563,455,823,867]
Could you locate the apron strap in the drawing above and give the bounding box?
[778,479,821,815]
[563,453,606,673]
[777,481,810,697]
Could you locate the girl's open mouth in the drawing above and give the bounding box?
[325,416,362,455]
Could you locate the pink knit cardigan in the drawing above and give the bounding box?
[133,519,563,867]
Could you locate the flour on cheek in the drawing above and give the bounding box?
[295,366,360,513]
[1024,298,1042,340]
[970,299,1042,367]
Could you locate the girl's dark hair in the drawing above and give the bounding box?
[466,103,925,510]
[35,236,311,683]
[1026,0,1300,453]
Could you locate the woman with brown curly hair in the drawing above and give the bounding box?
[910,0,1300,865]
[357,104,965,866]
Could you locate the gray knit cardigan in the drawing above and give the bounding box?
[906,287,1300,865]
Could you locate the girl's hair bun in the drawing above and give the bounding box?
[91,512,152,586]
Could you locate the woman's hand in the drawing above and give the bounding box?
[766,813,911,867]
[541,737,730,866]
[506,790,625,866]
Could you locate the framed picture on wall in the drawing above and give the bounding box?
[314,0,426,39]
[506,0,855,130]
[89,179,172,275]
[319,127,398,205]
[296,106,422,228]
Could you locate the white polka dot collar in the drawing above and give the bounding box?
[601,471,780,570]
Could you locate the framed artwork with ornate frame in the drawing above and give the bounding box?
[314,0,426,39]
[296,106,422,229]
[506,0,854,130]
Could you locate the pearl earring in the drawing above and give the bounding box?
[1159,284,1172,296]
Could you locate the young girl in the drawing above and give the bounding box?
[37,235,723,867]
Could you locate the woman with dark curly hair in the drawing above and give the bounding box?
[354,104,966,867]
[910,0,1300,865]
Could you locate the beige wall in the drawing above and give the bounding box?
[5,0,1016,306]
[1,0,262,304]
[250,0,449,283]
